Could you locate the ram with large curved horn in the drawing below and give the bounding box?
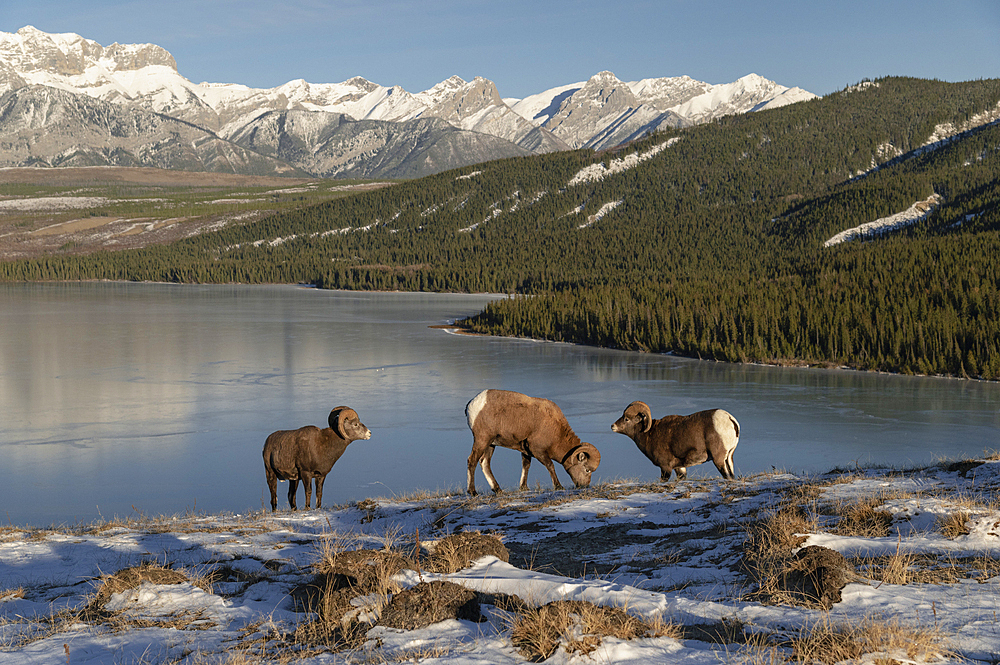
[262,406,372,511]
[611,401,739,482]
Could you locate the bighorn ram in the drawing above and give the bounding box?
[262,406,372,511]
[465,389,601,495]
[611,401,740,481]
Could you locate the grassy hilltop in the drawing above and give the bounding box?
[2,451,1000,663]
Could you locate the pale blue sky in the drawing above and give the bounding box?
[6,0,999,98]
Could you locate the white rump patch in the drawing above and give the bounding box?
[466,390,489,429]
[713,410,739,450]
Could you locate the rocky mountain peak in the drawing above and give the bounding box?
[102,41,177,72]
[419,76,468,105]
[343,76,379,92]
[0,27,819,176]
[578,71,637,110]
[425,76,504,124]
[2,26,176,75]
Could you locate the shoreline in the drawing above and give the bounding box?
[3,280,993,383]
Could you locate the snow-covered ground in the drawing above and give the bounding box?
[0,196,111,211]
[2,453,999,664]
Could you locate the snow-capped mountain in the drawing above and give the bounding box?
[508,71,817,149]
[0,26,816,176]
[223,110,532,180]
[0,84,305,175]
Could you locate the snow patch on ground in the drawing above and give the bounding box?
[824,194,942,246]
[0,196,110,211]
[567,138,680,187]
[578,200,623,228]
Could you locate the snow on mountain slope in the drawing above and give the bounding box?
[751,85,818,111]
[507,71,817,150]
[1,26,817,169]
[508,82,585,126]
[668,73,817,123]
[628,74,714,110]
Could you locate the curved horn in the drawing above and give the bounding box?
[629,401,653,433]
[328,406,356,439]
[579,442,601,470]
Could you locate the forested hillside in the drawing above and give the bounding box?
[3,77,1000,378]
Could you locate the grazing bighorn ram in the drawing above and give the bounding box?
[465,389,601,495]
[262,406,372,511]
[611,401,740,481]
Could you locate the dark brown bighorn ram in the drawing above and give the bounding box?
[262,406,372,511]
[611,401,740,481]
[465,389,601,495]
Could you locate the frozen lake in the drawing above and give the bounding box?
[2,282,998,526]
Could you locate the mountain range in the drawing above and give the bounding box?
[0,26,816,179]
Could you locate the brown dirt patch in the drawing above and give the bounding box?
[31,217,129,235]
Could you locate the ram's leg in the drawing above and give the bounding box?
[302,472,314,509]
[541,457,564,490]
[714,456,735,480]
[467,435,493,495]
[518,453,532,490]
[266,468,279,512]
[315,474,327,508]
[724,451,736,480]
[287,478,299,511]
[480,446,502,493]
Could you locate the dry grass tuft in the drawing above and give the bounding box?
[79,561,220,632]
[292,536,416,651]
[424,531,508,573]
[175,643,299,664]
[786,614,948,664]
[0,607,83,650]
[833,496,894,538]
[86,561,189,611]
[508,600,679,661]
[853,551,918,585]
[937,511,971,539]
[974,553,1000,581]
[741,504,817,601]
[290,530,510,650]
[4,560,221,650]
